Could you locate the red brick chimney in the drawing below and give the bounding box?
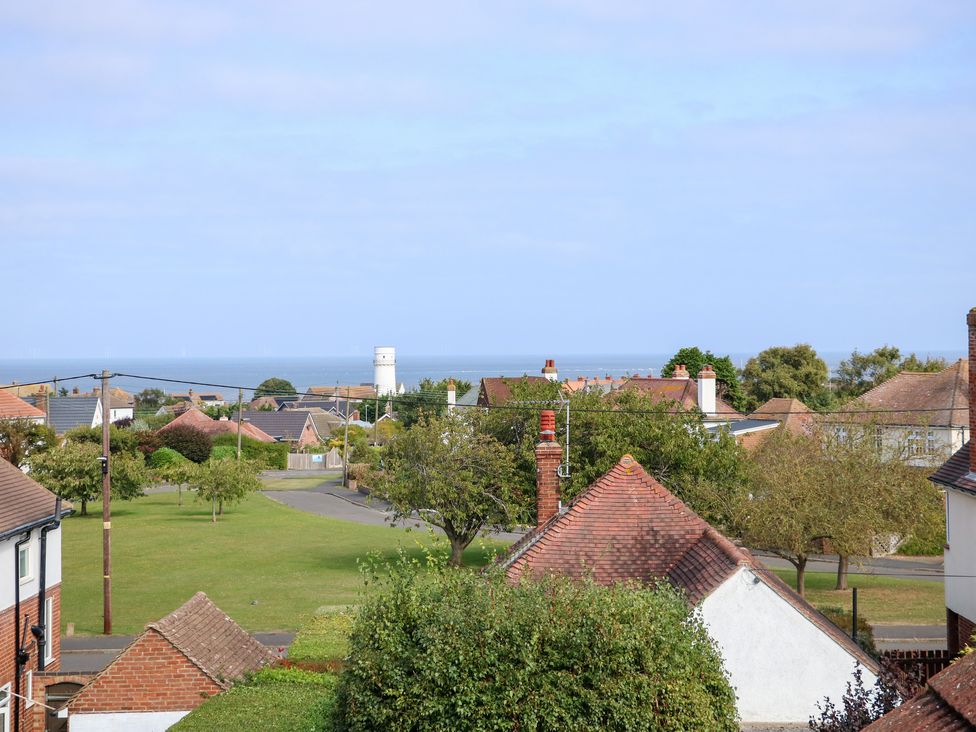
[541,359,559,382]
[969,308,976,474]
[673,363,690,379]
[536,410,562,527]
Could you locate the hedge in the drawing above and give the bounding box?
[211,433,288,470]
[159,425,213,463]
[210,445,238,461]
[146,446,189,469]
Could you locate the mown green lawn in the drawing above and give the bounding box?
[771,568,945,625]
[60,492,501,635]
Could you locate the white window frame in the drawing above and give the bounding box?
[44,597,54,664]
[24,672,33,708]
[0,683,11,732]
[18,544,32,584]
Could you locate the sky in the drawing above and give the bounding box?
[2,1,975,359]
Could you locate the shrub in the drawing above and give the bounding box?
[65,424,139,456]
[211,433,287,470]
[147,447,189,469]
[133,430,162,458]
[160,425,213,463]
[346,463,372,483]
[810,665,901,731]
[210,445,238,461]
[819,606,877,657]
[333,562,738,731]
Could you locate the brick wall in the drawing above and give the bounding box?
[947,607,976,656]
[68,628,222,715]
[0,584,61,730]
[27,672,91,732]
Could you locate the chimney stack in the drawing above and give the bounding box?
[697,364,717,416]
[673,364,690,379]
[446,379,456,415]
[968,308,976,475]
[541,359,558,382]
[535,410,562,527]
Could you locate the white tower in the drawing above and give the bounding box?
[374,346,397,396]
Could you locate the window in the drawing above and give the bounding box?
[0,683,10,732]
[907,429,937,457]
[18,544,31,583]
[24,672,33,708]
[834,426,848,444]
[44,597,54,664]
[874,425,884,453]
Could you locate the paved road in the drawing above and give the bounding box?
[873,624,947,652]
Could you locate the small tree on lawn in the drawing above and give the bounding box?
[159,424,213,463]
[150,449,196,508]
[195,458,261,522]
[30,441,148,515]
[382,413,517,566]
[0,418,56,468]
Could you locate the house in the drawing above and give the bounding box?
[167,389,225,408]
[157,407,276,443]
[307,385,378,401]
[715,397,816,450]
[0,389,46,423]
[863,648,976,730]
[836,359,969,467]
[230,410,320,449]
[1,458,72,732]
[89,387,135,423]
[284,398,361,421]
[618,364,743,426]
[500,411,879,725]
[929,308,976,656]
[28,397,102,435]
[248,396,280,411]
[562,374,628,394]
[66,592,274,731]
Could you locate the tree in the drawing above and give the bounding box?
[65,424,140,456]
[333,562,738,731]
[134,388,167,411]
[30,441,148,516]
[159,424,213,463]
[254,377,297,398]
[741,344,831,411]
[662,346,747,412]
[0,418,56,468]
[150,450,195,507]
[898,354,948,373]
[372,377,474,428]
[195,458,261,522]
[382,413,517,566]
[835,347,951,400]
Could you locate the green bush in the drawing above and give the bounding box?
[211,433,287,470]
[159,425,213,463]
[333,562,738,731]
[819,606,877,657]
[210,445,238,461]
[147,447,189,469]
[65,425,139,456]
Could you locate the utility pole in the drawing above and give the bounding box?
[342,387,351,487]
[100,370,112,635]
[236,388,243,460]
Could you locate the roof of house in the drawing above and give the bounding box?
[930,441,976,495]
[843,359,969,427]
[618,377,743,418]
[501,454,877,671]
[231,410,318,442]
[158,407,275,443]
[0,457,70,537]
[562,375,629,394]
[29,396,101,434]
[0,389,46,419]
[748,397,816,434]
[308,412,342,438]
[308,385,377,400]
[478,376,551,407]
[455,386,480,407]
[864,649,976,731]
[248,396,280,410]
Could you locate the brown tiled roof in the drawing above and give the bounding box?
[844,359,969,427]
[147,592,274,688]
[308,385,377,400]
[0,458,68,536]
[501,454,877,671]
[749,397,815,434]
[930,441,976,495]
[478,376,549,407]
[0,389,46,419]
[618,377,743,418]
[157,407,276,443]
[562,375,629,393]
[248,396,280,410]
[864,650,976,730]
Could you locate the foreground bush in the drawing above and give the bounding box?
[212,433,288,469]
[333,562,738,731]
[147,446,188,469]
[159,424,213,463]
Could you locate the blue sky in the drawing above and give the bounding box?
[2,1,974,358]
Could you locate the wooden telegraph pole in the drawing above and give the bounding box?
[236,387,243,460]
[100,370,112,634]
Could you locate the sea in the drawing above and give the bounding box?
[0,352,963,399]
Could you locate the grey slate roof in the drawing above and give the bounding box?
[232,410,316,442]
[29,396,101,434]
[455,387,480,407]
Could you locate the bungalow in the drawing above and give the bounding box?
[0,389,46,423]
[1,458,72,732]
[561,374,628,394]
[618,364,743,426]
[929,307,976,656]
[168,389,225,408]
[157,407,276,443]
[500,411,879,725]
[229,410,320,449]
[66,592,273,731]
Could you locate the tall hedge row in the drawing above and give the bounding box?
[211,433,288,470]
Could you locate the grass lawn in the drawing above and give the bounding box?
[258,475,338,491]
[771,568,945,626]
[61,492,503,635]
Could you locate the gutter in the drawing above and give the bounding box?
[0,506,74,544]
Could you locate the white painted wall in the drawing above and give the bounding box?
[373,346,397,397]
[0,525,62,613]
[109,407,134,422]
[699,567,877,724]
[70,711,189,731]
[946,487,976,623]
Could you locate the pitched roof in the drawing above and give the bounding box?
[748,397,815,435]
[308,385,377,400]
[248,396,280,410]
[0,458,70,537]
[864,649,976,731]
[455,386,480,407]
[562,375,629,394]
[501,454,877,670]
[618,376,743,418]
[157,407,275,443]
[844,359,969,427]
[930,441,976,495]
[29,396,100,434]
[0,389,45,419]
[478,376,550,407]
[231,410,317,442]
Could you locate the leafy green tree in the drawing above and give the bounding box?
[159,424,213,463]
[150,450,195,507]
[195,458,262,522]
[898,354,948,373]
[0,418,56,468]
[662,346,747,412]
[741,344,831,411]
[65,424,139,456]
[134,388,167,411]
[372,377,474,428]
[30,441,148,516]
[835,347,950,400]
[254,377,297,398]
[382,413,517,566]
[334,560,738,731]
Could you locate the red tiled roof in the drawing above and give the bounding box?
[562,375,629,393]
[864,650,976,730]
[930,441,976,495]
[0,389,45,419]
[618,377,743,418]
[501,454,877,670]
[749,397,815,434]
[0,458,69,535]
[478,376,550,407]
[844,359,969,427]
[157,407,275,443]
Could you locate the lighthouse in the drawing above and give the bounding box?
[374,346,397,396]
